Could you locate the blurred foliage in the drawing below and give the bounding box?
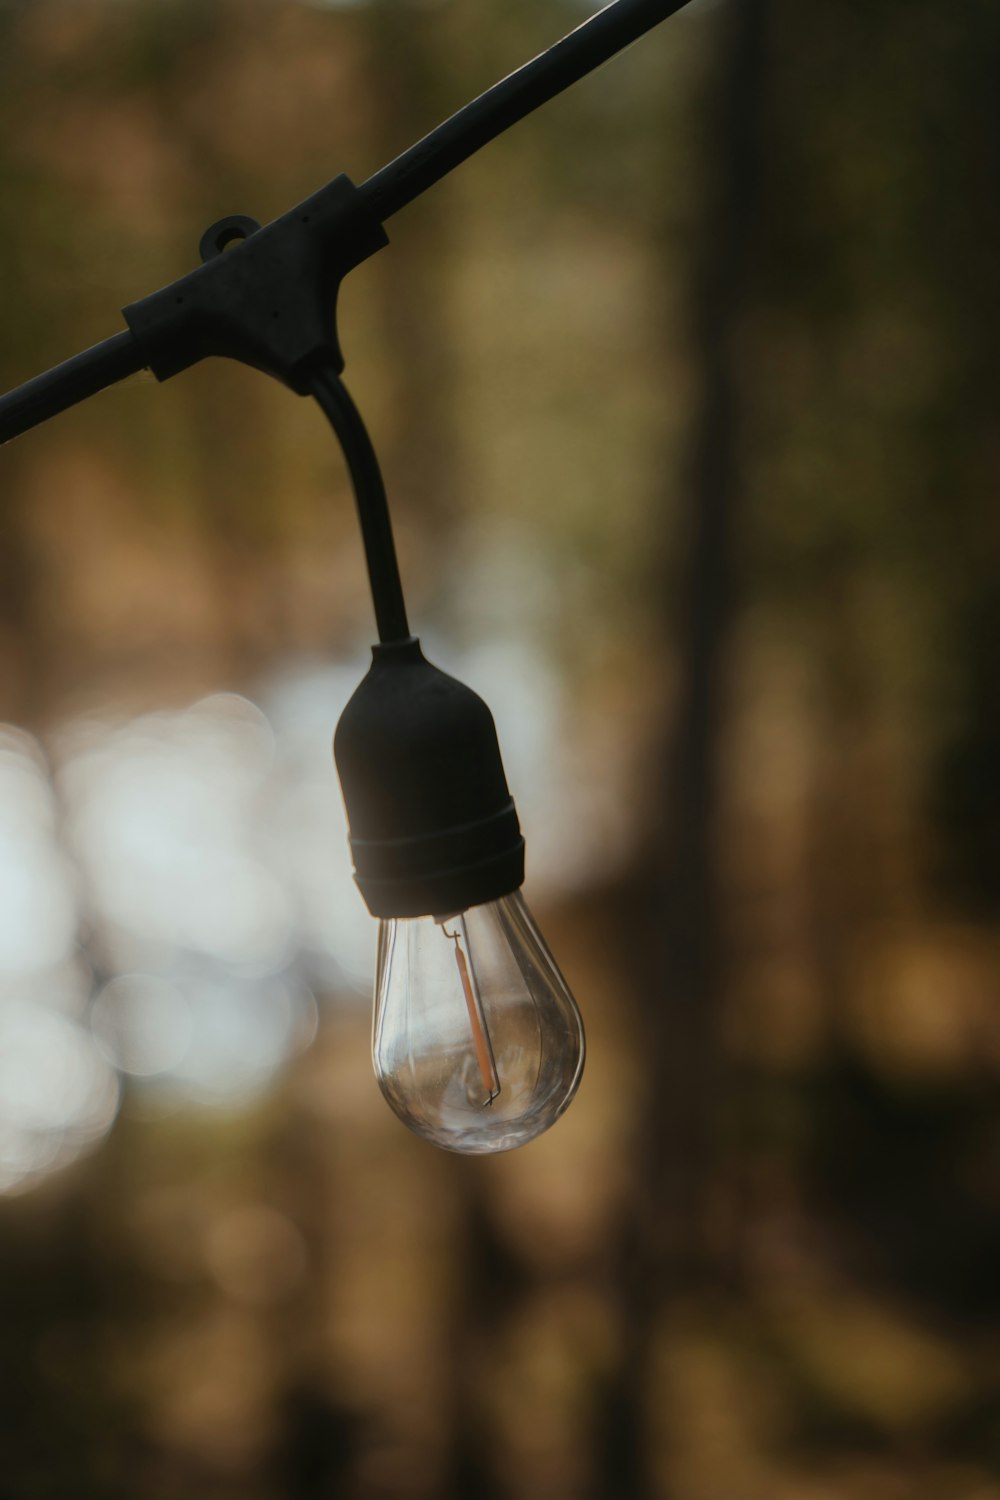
[0,0,998,1497]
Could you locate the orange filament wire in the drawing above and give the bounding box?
[451,939,501,1106]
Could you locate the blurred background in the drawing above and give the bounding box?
[0,0,998,1495]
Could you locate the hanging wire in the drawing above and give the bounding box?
[309,368,411,645]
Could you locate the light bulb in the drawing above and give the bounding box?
[372,891,585,1154]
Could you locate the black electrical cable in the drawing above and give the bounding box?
[359,0,693,222]
[310,368,410,645]
[0,331,143,446]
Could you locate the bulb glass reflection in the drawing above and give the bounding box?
[373,891,584,1154]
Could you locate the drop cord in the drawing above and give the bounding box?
[310,368,411,645]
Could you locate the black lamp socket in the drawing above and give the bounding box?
[334,638,525,918]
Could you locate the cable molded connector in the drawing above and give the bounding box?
[123,175,388,392]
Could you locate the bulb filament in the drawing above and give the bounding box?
[441,920,501,1107]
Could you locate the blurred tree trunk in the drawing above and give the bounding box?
[439,1168,516,1500]
[267,1111,367,1500]
[597,1,767,1494]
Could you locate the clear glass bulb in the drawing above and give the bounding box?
[372,891,585,1154]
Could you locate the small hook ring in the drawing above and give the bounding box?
[198,215,262,263]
